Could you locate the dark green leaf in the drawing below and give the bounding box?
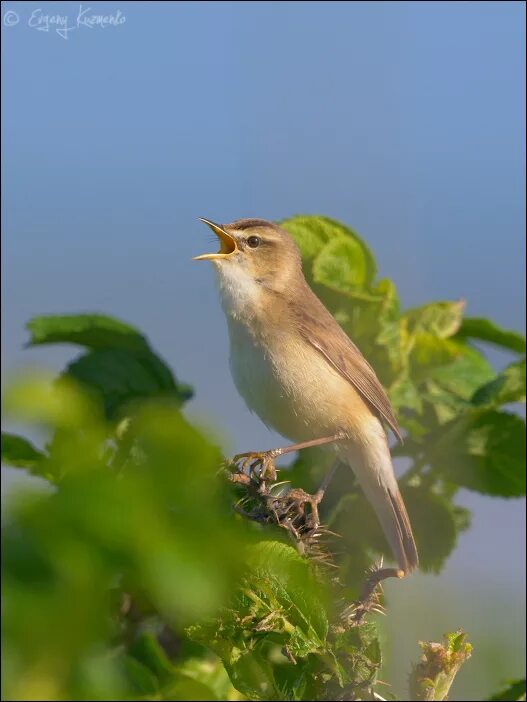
[129,632,174,685]
[1,432,46,470]
[63,349,192,419]
[329,491,394,574]
[472,358,526,407]
[429,410,526,497]
[456,317,526,354]
[401,486,467,573]
[122,656,160,696]
[330,486,465,574]
[26,313,149,353]
[487,678,526,701]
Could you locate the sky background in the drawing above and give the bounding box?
[2,2,525,699]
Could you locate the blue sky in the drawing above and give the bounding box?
[2,2,525,696]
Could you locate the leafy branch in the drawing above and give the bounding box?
[2,215,524,701]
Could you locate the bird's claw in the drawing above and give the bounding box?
[278,487,324,531]
[225,452,335,564]
[227,450,279,483]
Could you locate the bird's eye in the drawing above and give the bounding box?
[246,235,261,249]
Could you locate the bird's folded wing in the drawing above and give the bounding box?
[293,299,402,442]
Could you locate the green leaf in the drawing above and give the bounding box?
[472,358,526,407]
[187,622,279,701]
[410,344,496,424]
[410,334,461,376]
[1,432,46,470]
[279,215,334,260]
[122,656,160,696]
[26,314,150,353]
[429,410,526,497]
[389,374,423,415]
[405,300,466,338]
[330,486,466,574]
[280,216,377,283]
[313,236,372,293]
[421,380,471,424]
[247,540,329,652]
[25,314,193,419]
[174,657,237,702]
[375,278,401,319]
[188,535,382,700]
[456,317,526,354]
[3,374,105,431]
[163,674,221,701]
[188,540,333,700]
[127,638,224,701]
[401,486,469,573]
[63,349,192,419]
[129,632,175,685]
[487,679,526,701]
[430,344,496,401]
[328,491,398,578]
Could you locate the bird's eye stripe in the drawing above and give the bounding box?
[247,235,261,248]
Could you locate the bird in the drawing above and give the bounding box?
[194,217,418,577]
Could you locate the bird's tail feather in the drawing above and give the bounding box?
[340,436,418,575]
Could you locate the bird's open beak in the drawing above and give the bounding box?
[193,218,238,260]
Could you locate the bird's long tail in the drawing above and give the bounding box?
[339,432,418,575]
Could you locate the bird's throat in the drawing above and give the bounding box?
[213,261,266,324]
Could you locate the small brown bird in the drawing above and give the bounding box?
[194,217,418,576]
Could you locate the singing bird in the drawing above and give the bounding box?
[194,218,418,576]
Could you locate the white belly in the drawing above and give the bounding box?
[227,320,300,439]
[214,262,368,442]
[226,317,355,442]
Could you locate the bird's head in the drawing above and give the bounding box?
[194,218,302,297]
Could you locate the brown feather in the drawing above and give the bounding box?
[291,282,403,442]
[387,487,419,572]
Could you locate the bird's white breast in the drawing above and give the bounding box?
[213,261,296,434]
[213,259,366,443]
[225,318,297,436]
[226,315,358,443]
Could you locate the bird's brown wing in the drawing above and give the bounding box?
[292,291,402,442]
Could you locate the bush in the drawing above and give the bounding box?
[2,216,525,701]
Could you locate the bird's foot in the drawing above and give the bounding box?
[226,453,336,561]
[227,449,279,485]
[272,487,324,532]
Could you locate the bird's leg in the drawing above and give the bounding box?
[312,458,340,503]
[229,432,346,484]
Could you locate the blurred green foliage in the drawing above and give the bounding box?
[2,215,525,701]
[487,679,526,701]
